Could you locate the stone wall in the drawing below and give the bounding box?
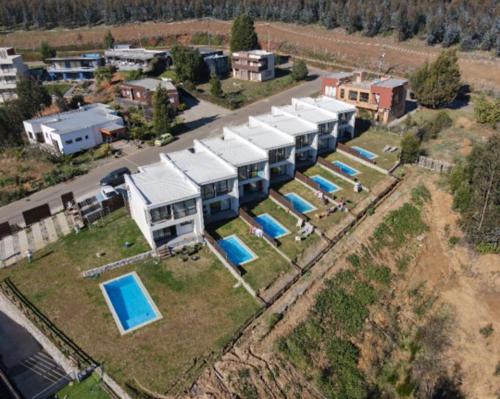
[82,251,154,278]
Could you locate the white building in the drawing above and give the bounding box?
[232,50,275,82]
[23,104,125,155]
[125,96,356,250]
[0,47,28,103]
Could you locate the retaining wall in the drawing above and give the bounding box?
[82,251,154,278]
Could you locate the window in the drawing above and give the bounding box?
[296,134,312,148]
[238,164,261,180]
[85,135,89,139]
[65,139,73,144]
[359,92,369,102]
[173,199,197,219]
[209,199,231,214]
[216,180,230,194]
[348,90,358,101]
[150,205,171,223]
[202,184,215,200]
[269,147,287,164]
[270,164,286,177]
[75,137,82,142]
[28,132,34,139]
[340,89,345,98]
[202,180,233,199]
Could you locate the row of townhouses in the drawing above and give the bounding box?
[125,96,356,249]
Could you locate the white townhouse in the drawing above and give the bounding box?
[224,122,296,185]
[198,136,269,204]
[0,47,28,103]
[125,159,204,249]
[162,148,239,224]
[274,96,356,156]
[23,104,125,155]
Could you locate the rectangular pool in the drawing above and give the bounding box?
[218,234,257,265]
[310,175,341,193]
[352,146,378,160]
[101,272,162,335]
[255,213,290,239]
[332,161,360,176]
[284,192,317,214]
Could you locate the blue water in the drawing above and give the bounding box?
[284,193,316,214]
[218,235,256,265]
[332,161,360,176]
[255,213,289,239]
[310,175,340,193]
[103,274,158,332]
[352,146,377,160]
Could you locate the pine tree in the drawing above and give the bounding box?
[291,59,308,81]
[104,30,115,49]
[230,14,259,53]
[400,133,420,164]
[40,41,56,63]
[209,73,223,97]
[152,85,173,136]
[15,77,51,118]
[409,50,461,108]
[171,45,205,83]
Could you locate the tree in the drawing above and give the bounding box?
[152,84,174,136]
[103,30,115,49]
[230,14,259,53]
[400,133,420,164]
[171,45,205,84]
[474,96,500,129]
[68,94,85,109]
[409,50,461,108]
[209,73,223,97]
[15,76,51,118]
[291,59,308,81]
[94,66,116,84]
[40,41,56,63]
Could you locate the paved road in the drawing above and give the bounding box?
[0,69,326,225]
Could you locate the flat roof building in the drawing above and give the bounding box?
[105,45,171,72]
[232,50,275,82]
[0,47,28,103]
[46,53,104,80]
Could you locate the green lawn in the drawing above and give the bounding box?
[248,198,321,262]
[348,129,402,170]
[275,179,346,231]
[0,210,260,394]
[303,165,368,206]
[44,83,72,96]
[196,68,299,108]
[56,373,109,399]
[323,152,386,188]
[210,217,292,290]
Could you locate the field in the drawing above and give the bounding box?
[2,19,498,92]
[0,210,260,394]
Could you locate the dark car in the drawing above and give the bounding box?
[99,167,131,187]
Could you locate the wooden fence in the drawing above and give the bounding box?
[417,156,453,173]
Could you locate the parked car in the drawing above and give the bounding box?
[100,185,119,199]
[154,133,173,147]
[99,167,131,187]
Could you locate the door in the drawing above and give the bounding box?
[177,221,194,236]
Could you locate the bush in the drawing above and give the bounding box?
[421,111,452,140]
[474,96,500,129]
[291,59,308,81]
[479,323,494,338]
[93,144,111,159]
[400,133,421,164]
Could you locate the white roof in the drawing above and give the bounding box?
[252,113,316,137]
[228,123,294,151]
[166,149,236,185]
[128,161,199,205]
[275,103,336,125]
[295,96,357,114]
[201,137,267,167]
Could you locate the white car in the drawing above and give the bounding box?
[100,185,119,199]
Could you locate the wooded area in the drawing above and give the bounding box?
[0,0,498,53]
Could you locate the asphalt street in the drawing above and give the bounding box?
[0,68,327,225]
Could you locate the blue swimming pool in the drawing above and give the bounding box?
[101,272,161,334]
[255,213,290,239]
[352,146,377,160]
[218,234,257,265]
[332,161,360,176]
[284,192,316,214]
[310,175,340,193]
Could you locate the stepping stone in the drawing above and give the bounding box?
[55,213,71,235]
[31,223,46,251]
[44,218,59,243]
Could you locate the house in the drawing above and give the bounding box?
[125,159,204,249]
[0,47,28,103]
[232,50,275,81]
[321,71,408,123]
[119,78,179,109]
[23,104,125,155]
[104,45,171,72]
[163,148,239,224]
[199,136,269,203]
[46,53,105,80]
[198,48,229,77]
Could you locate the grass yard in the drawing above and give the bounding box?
[303,165,368,206]
[210,217,292,290]
[33,209,150,272]
[196,68,299,108]
[248,198,321,262]
[275,179,346,231]
[323,152,386,188]
[348,129,402,170]
[44,83,72,96]
[56,373,109,399]
[0,245,260,394]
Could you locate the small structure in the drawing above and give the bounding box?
[104,45,171,72]
[321,71,408,123]
[46,53,105,80]
[119,78,179,109]
[0,47,28,103]
[23,104,125,155]
[198,48,229,77]
[232,50,275,82]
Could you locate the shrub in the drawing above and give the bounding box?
[291,59,308,81]
[448,236,459,247]
[400,133,421,164]
[411,184,431,206]
[479,323,494,338]
[93,144,111,159]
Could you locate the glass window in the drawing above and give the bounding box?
[65,139,73,144]
[269,147,287,164]
[340,89,345,98]
[359,92,369,102]
[173,199,197,219]
[75,137,82,142]
[150,205,171,223]
[202,184,215,200]
[348,90,358,101]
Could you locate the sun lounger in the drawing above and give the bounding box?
[383,145,391,152]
